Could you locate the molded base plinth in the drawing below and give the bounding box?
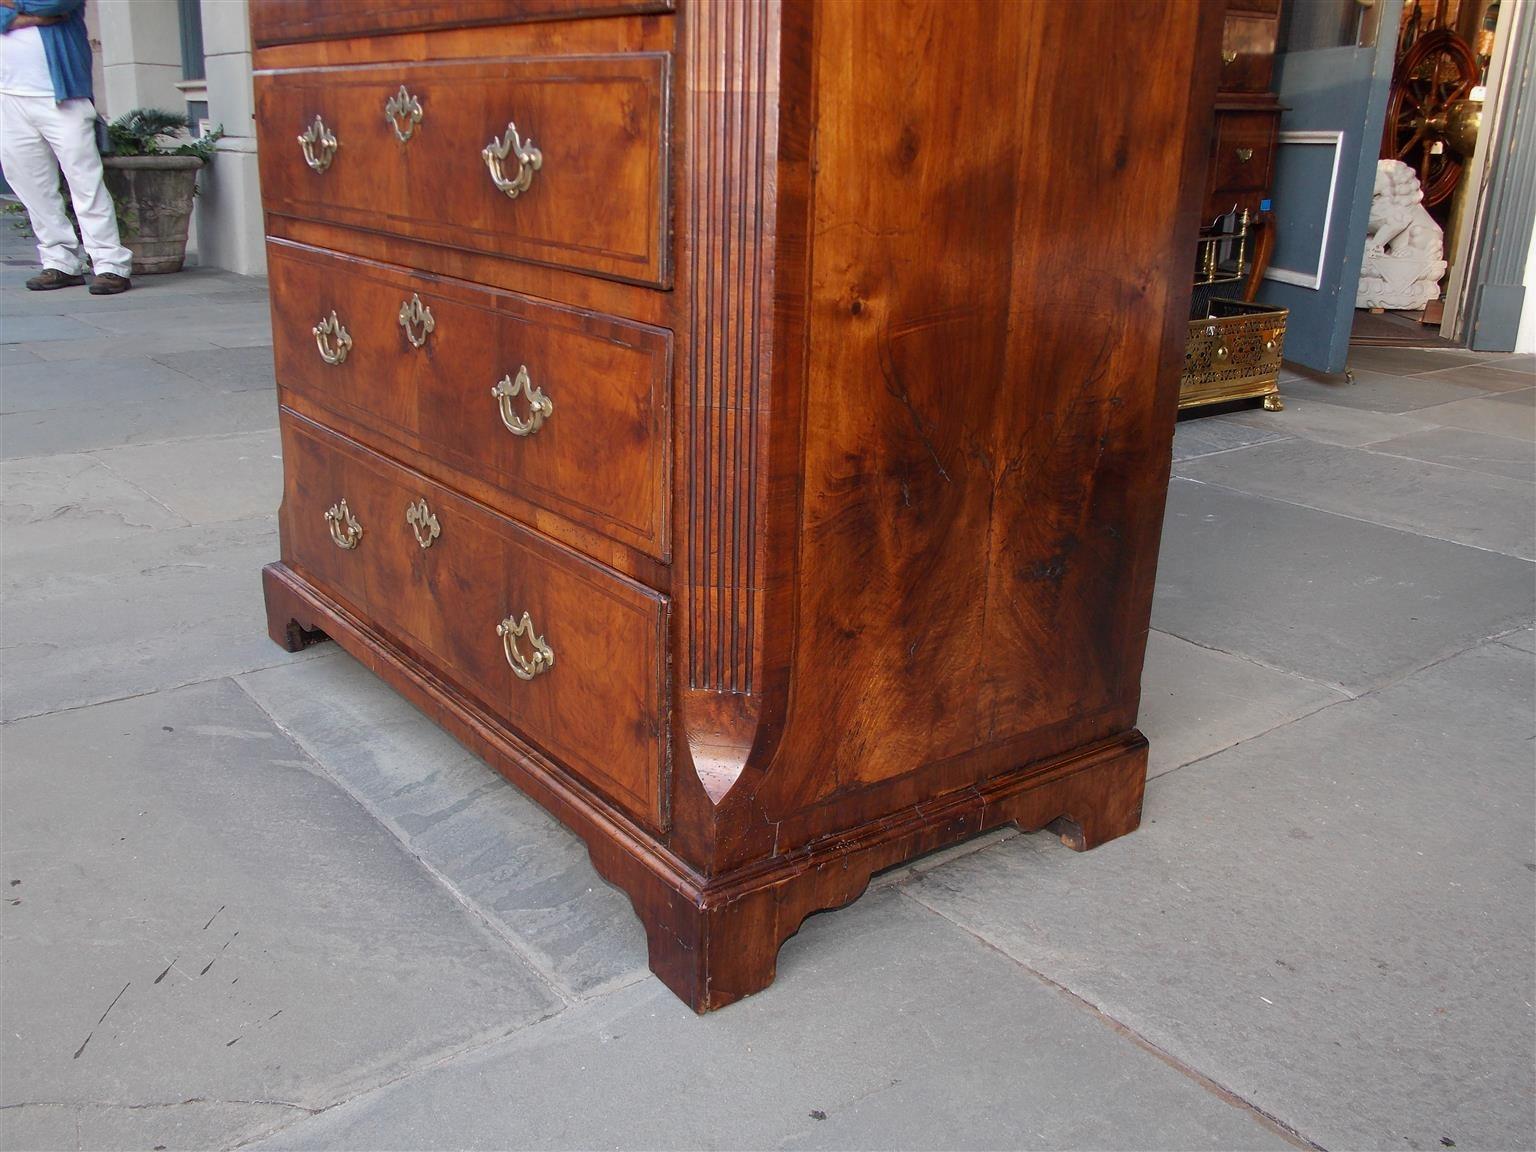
[264,562,1147,1012]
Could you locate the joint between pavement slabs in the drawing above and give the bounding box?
[227,672,616,1012]
[890,885,1327,1152]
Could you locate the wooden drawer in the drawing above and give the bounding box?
[268,242,670,560]
[1219,13,1278,94]
[280,414,371,616]
[255,54,671,286]
[251,0,674,47]
[1207,110,1278,204]
[280,414,670,831]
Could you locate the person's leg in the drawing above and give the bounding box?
[38,99,133,279]
[0,93,88,278]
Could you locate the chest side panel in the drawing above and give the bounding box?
[757,0,1213,821]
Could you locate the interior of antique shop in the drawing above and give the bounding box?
[1179,0,1527,415]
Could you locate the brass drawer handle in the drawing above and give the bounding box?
[298,114,338,173]
[1222,48,1238,65]
[405,498,440,549]
[384,85,423,143]
[483,121,542,200]
[324,499,363,550]
[398,294,435,349]
[497,611,554,681]
[1235,147,1254,163]
[491,366,553,436]
[313,311,352,365]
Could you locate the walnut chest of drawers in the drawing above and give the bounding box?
[253,0,1220,1012]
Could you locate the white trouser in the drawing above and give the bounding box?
[0,93,133,278]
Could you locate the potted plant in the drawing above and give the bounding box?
[100,109,223,275]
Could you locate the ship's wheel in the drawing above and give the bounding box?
[1381,28,1481,207]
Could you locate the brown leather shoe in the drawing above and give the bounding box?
[25,268,85,291]
[88,273,132,296]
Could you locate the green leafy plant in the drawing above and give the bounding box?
[105,109,224,162]
[3,200,33,236]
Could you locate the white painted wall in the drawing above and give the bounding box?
[196,0,264,275]
[95,0,183,118]
[83,2,104,112]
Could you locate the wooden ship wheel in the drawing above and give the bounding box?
[1381,28,1483,207]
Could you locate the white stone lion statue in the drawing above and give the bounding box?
[1357,159,1447,311]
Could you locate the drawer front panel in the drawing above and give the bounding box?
[251,0,674,47]
[280,417,370,613]
[1209,112,1277,199]
[269,242,671,559]
[1219,14,1278,94]
[280,415,670,831]
[256,54,671,286]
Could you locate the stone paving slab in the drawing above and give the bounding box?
[245,890,1296,1152]
[1342,345,1498,377]
[1,451,186,553]
[0,517,309,722]
[0,680,565,1152]
[151,346,277,392]
[1138,630,1347,778]
[1414,387,1536,440]
[60,302,277,338]
[93,429,282,525]
[0,313,106,345]
[1413,360,1536,392]
[1363,426,1536,482]
[1153,478,1534,693]
[1277,367,1494,413]
[14,330,223,363]
[1170,418,1290,462]
[1,355,218,416]
[1177,437,1536,559]
[0,286,272,324]
[0,1100,297,1152]
[1,388,277,459]
[905,639,1536,1152]
[238,653,652,1001]
[1221,395,1440,447]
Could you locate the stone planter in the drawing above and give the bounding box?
[101,154,204,275]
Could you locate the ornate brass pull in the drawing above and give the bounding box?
[491,366,553,436]
[405,498,440,548]
[1235,147,1254,163]
[384,85,423,142]
[1221,48,1239,65]
[313,311,352,365]
[398,294,435,349]
[497,611,554,681]
[324,499,363,550]
[482,121,543,199]
[297,114,338,173]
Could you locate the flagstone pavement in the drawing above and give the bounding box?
[2,221,1532,1151]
